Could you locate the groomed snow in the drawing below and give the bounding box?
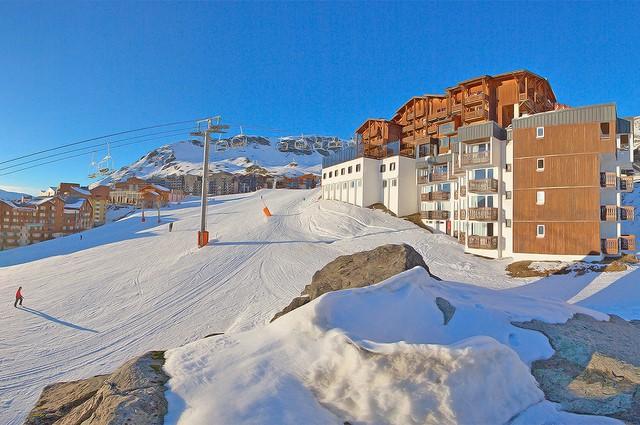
[1,188,638,424]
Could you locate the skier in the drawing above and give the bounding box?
[14,286,23,308]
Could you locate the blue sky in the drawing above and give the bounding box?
[1,1,638,194]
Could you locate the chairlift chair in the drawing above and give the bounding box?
[215,137,229,152]
[230,126,248,148]
[97,143,114,176]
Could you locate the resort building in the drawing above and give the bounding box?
[322,70,635,260]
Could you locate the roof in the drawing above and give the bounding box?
[27,197,57,206]
[63,198,88,210]
[355,118,397,134]
[71,186,92,196]
[150,183,170,192]
[512,103,617,129]
[0,199,17,208]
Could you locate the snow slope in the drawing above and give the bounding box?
[0,188,30,201]
[165,268,614,425]
[95,136,347,186]
[1,189,638,424]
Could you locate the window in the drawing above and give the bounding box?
[600,122,610,138]
[356,164,361,172]
[505,163,512,172]
[505,191,512,200]
[536,224,545,238]
[323,173,326,179]
[383,180,388,188]
[536,191,545,205]
[348,166,352,174]
[343,183,347,189]
[328,171,332,178]
[505,219,512,228]
[392,179,397,187]
[536,158,545,171]
[341,168,345,176]
[389,162,396,171]
[358,179,362,187]
[380,164,386,173]
[350,181,355,188]
[536,127,544,139]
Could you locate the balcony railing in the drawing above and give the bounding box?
[459,231,466,245]
[601,238,619,255]
[468,178,498,193]
[429,172,448,182]
[421,191,450,201]
[462,151,491,166]
[465,107,488,121]
[454,210,458,220]
[451,103,462,113]
[468,207,498,221]
[468,235,498,250]
[427,123,438,134]
[453,230,459,238]
[460,186,467,197]
[435,109,447,119]
[601,205,618,221]
[600,172,617,188]
[620,234,636,251]
[417,175,429,184]
[518,93,527,102]
[620,176,634,192]
[620,206,635,221]
[420,210,450,220]
[460,209,466,220]
[464,92,486,105]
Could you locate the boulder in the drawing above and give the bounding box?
[272,244,434,322]
[514,314,640,424]
[26,351,168,425]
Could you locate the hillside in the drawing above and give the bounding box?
[1,189,639,424]
[0,187,31,200]
[94,135,347,186]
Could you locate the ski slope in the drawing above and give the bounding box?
[0,188,638,424]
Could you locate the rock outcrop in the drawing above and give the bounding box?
[26,351,168,425]
[514,314,640,424]
[272,244,434,322]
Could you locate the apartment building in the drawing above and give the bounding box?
[322,70,635,260]
[109,177,149,205]
[89,185,111,225]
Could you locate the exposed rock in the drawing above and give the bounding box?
[271,244,435,322]
[435,297,456,325]
[514,313,640,424]
[26,351,168,425]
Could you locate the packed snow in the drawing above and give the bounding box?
[0,188,638,424]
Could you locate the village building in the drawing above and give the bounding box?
[321,70,635,261]
[109,177,149,205]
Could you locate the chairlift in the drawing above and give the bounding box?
[88,153,98,179]
[294,135,309,151]
[277,138,290,152]
[230,126,248,148]
[97,143,114,176]
[215,136,229,152]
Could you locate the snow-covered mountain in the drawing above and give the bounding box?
[0,188,30,201]
[95,135,348,185]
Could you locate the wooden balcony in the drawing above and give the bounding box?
[601,238,619,255]
[518,93,527,102]
[453,230,459,238]
[429,172,448,182]
[420,210,450,220]
[459,231,466,245]
[600,172,617,188]
[451,103,462,113]
[460,209,466,220]
[465,107,488,121]
[421,191,450,201]
[620,176,634,192]
[460,186,467,197]
[601,205,617,221]
[468,235,498,250]
[462,151,491,166]
[454,210,458,220]
[427,123,438,134]
[453,190,458,200]
[620,206,635,221]
[468,207,498,221]
[464,92,486,105]
[417,175,429,184]
[620,235,636,251]
[468,178,498,193]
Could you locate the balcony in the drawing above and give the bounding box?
[620,206,635,221]
[468,207,498,221]
[620,176,634,192]
[468,178,498,193]
[462,151,491,166]
[435,109,447,119]
[460,186,467,197]
[453,230,459,238]
[601,205,617,221]
[459,231,466,245]
[620,235,636,251]
[460,209,466,220]
[421,191,450,201]
[427,123,438,134]
[600,172,617,188]
[454,210,458,220]
[518,93,527,102]
[429,172,449,182]
[465,107,488,121]
[451,103,462,113]
[468,235,498,250]
[464,92,487,105]
[417,175,429,184]
[421,210,450,220]
[601,238,619,255]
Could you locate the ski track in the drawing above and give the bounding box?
[1,188,521,424]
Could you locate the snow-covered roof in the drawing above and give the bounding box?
[0,199,18,208]
[150,183,170,192]
[28,197,55,206]
[63,198,87,210]
[71,186,92,196]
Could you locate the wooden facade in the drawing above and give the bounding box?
[355,119,402,159]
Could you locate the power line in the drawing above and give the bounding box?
[0,118,208,166]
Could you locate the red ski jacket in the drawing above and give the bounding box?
[16,289,22,299]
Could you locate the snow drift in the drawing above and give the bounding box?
[164,267,611,425]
